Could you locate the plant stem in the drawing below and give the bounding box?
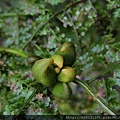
[74,79,117,115]
[66,11,81,52]
[0,13,28,17]
[22,0,86,50]
[87,62,120,84]
[16,16,19,48]
[66,11,79,41]
[0,47,29,58]
[12,84,44,120]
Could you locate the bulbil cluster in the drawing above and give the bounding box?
[32,42,76,100]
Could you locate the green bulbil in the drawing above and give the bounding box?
[32,58,56,87]
[56,42,76,66]
[57,66,76,82]
[51,54,64,68]
[51,82,72,100]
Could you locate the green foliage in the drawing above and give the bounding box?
[0,0,120,115]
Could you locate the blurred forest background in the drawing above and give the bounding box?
[0,0,120,115]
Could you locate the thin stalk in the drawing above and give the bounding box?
[22,0,86,50]
[0,13,28,17]
[0,47,28,58]
[12,84,44,120]
[66,11,79,41]
[16,16,19,48]
[66,11,81,52]
[87,62,120,84]
[74,79,117,115]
